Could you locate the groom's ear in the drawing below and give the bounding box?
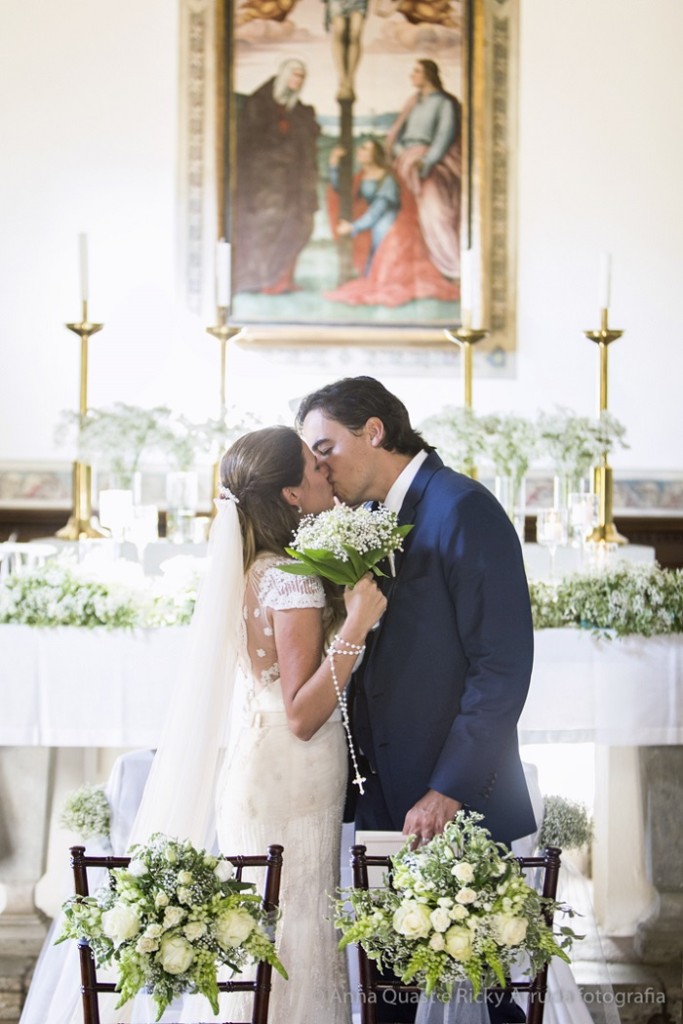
[365,417,386,448]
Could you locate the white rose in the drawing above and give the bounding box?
[455,887,477,905]
[127,859,148,878]
[158,934,195,975]
[177,886,193,905]
[429,932,446,952]
[429,907,452,933]
[452,862,475,883]
[177,870,193,885]
[450,905,469,921]
[163,906,186,929]
[101,904,141,944]
[392,900,432,940]
[491,913,528,946]
[155,892,169,909]
[164,847,178,864]
[214,859,234,882]
[184,921,207,942]
[444,925,473,962]
[437,897,453,908]
[214,908,256,949]
[144,924,163,939]
[135,936,159,954]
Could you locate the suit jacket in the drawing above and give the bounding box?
[352,451,537,843]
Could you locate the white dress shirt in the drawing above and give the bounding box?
[384,450,428,513]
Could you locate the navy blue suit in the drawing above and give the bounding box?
[353,451,536,845]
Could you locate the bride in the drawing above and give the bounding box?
[204,425,385,1022]
[24,425,384,1024]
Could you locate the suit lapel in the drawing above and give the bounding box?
[392,450,444,576]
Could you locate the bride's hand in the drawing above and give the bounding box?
[343,574,387,636]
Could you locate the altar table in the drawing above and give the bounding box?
[0,625,680,748]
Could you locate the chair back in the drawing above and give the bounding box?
[350,843,562,1024]
[70,843,284,1024]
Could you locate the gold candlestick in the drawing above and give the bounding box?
[206,310,243,502]
[443,326,489,478]
[56,301,106,540]
[584,308,627,545]
[443,326,489,409]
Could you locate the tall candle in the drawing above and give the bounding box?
[598,251,611,310]
[78,232,89,303]
[216,239,231,308]
[460,248,473,328]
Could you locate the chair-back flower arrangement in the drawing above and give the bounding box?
[57,833,286,1020]
[334,812,574,1004]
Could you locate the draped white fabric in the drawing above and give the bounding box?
[2,628,681,747]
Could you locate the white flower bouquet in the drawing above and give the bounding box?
[60,784,111,840]
[57,833,287,1020]
[334,812,573,1002]
[280,503,412,587]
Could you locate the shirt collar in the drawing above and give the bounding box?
[384,450,428,513]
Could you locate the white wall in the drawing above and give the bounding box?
[0,0,682,471]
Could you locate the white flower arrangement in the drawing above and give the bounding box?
[419,407,488,473]
[334,812,574,1002]
[529,562,683,637]
[280,503,412,587]
[0,558,197,630]
[537,408,628,479]
[57,833,287,1021]
[60,784,111,840]
[538,796,594,851]
[480,413,538,481]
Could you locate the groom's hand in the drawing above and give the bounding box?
[403,789,462,848]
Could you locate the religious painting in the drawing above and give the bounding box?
[216,0,517,349]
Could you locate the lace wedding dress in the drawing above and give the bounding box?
[214,553,351,1024]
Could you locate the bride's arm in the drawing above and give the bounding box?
[274,575,386,741]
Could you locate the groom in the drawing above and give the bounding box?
[298,377,535,1022]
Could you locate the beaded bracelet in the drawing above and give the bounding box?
[329,633,367,794]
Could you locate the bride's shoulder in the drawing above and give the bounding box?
[251,553,325,611]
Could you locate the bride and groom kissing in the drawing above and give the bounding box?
[61,374,534,1024]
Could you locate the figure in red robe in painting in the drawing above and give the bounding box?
[325,133,459,307]
[233,58,319,295]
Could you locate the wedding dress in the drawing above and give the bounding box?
[212,552,351,1023]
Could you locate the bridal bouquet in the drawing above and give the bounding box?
[334,812,573,1002]
[280,502,412,587]
[57,833,287,1020]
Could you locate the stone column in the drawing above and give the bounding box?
[0,748,53,956]
[635,745,683,964]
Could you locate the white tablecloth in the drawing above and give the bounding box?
[0,625,681,747]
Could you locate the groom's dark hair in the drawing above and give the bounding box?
[296,376,431,456]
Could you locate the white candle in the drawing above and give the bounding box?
[460,248,473,328]
[598,251,611,310]
[216,239,231,308]
[78,232,89,303]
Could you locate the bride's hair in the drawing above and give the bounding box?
[220,426,303,571]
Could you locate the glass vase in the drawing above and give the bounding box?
[494,474,526,542]
[553,471,587,512]
[165,471,199,544]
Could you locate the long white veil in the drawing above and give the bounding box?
[127,496,245,850]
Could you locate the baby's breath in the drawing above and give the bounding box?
[60,784,111,840]
[281,504,412,588]
[529,562,683,637]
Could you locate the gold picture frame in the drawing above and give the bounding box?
[183,0,517,353]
